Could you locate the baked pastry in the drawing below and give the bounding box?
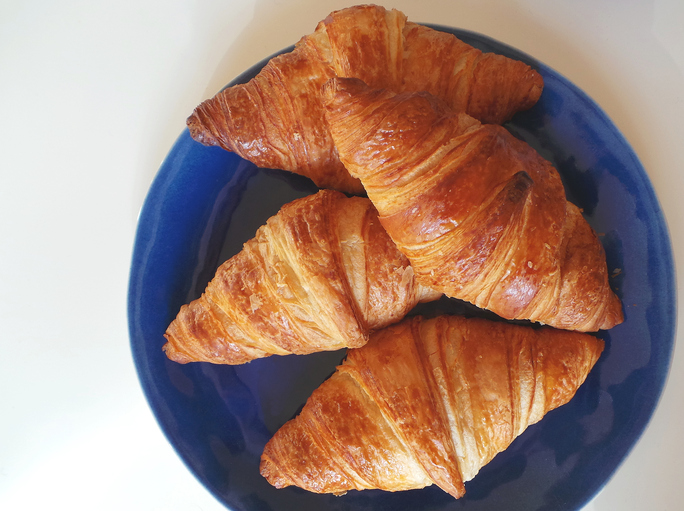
[322,77,623,332]
[187,4,543,193]
[260,314,604,498]
[163,189,440,364]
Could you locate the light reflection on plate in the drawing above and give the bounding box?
[128,26,675,511]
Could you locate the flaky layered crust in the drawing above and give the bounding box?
[187,5,543,193]
[163,190,440,364]
[260,315,604,498]
[401,22,542,124]
[323,77,623,332]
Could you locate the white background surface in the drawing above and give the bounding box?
[1,0,682,509]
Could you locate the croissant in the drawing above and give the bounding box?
[322,77,623,332]
[260,314,604,498]
[187,4,543,193]
[163,189,440,364]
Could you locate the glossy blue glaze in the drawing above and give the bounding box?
[128,27,676,511]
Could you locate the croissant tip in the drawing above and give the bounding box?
[599,302,625,331]
[186,108,219,147]
[161,341,192,364]
[259,453,291,489]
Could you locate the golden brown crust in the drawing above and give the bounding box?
[322,77,623,332]
[402,22,544,124]
[321,5,407,91]
[260,315,604,497]
[187,5,543,194]
[162,190,440,364]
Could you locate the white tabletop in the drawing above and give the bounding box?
[1,1,682,509]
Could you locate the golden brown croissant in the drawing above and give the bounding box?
[187,4,543,193]
[260,314,604,498]
[163,189,440,364]
[322,77,623,332]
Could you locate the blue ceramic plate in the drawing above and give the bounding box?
[128,27,676,511]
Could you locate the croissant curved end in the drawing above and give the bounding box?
[186,105,220,147]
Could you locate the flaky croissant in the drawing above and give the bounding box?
[163,189,440,364]
[323,77,623,332]
[260,314,604,498]
[187,4,543,193]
